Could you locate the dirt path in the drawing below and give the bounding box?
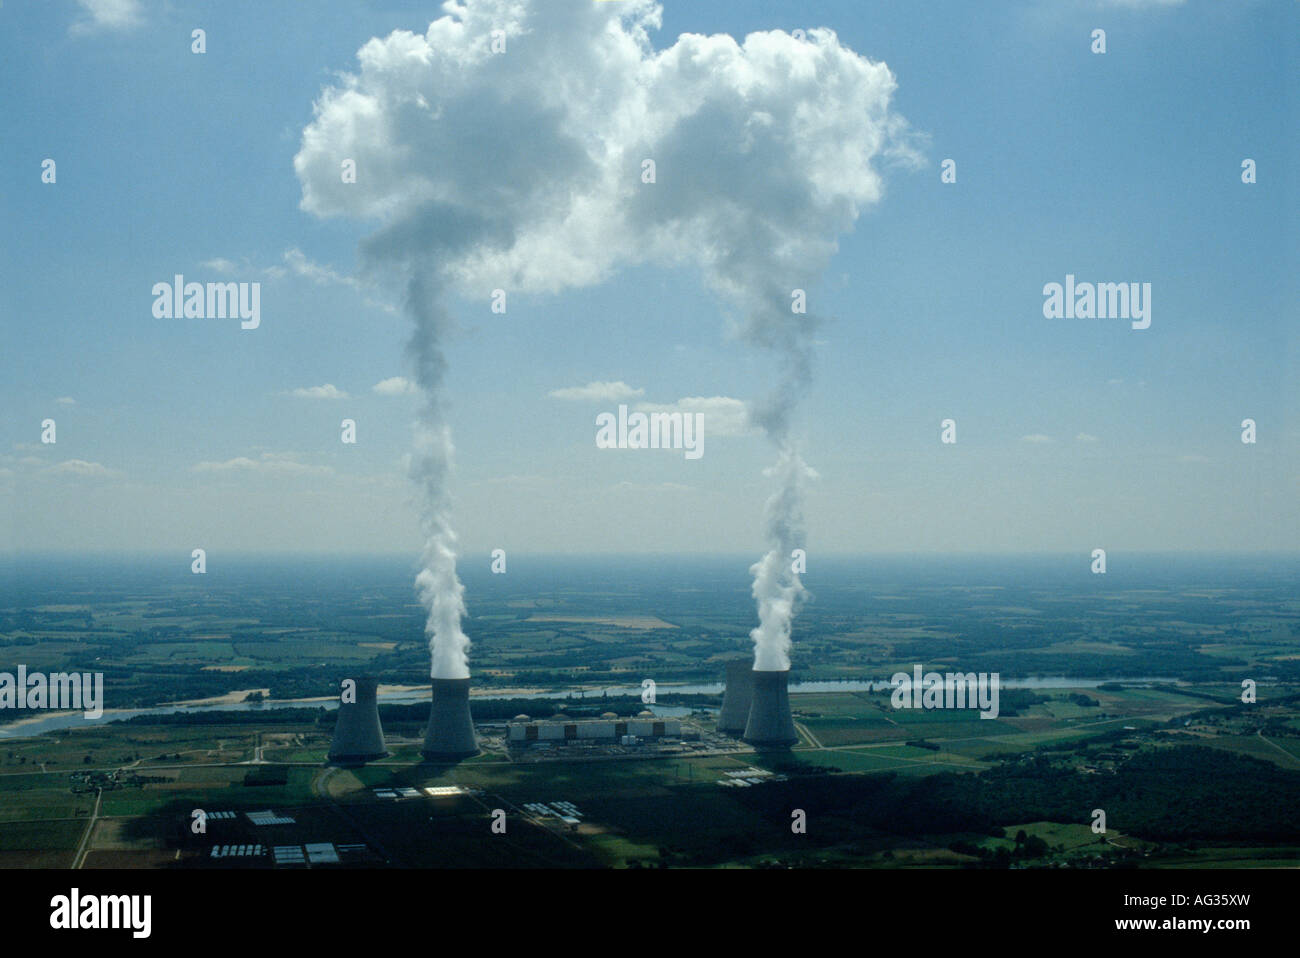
[71,787,102,869]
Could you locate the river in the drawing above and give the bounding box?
[0,675,1170,740]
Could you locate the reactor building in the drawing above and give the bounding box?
[506,712,681,745]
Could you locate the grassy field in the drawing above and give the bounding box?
[0,681,1297,869]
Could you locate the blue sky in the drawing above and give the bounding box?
[1,0,1295,556]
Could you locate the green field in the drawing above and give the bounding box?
[1,677,1298,869]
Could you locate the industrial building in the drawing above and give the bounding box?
[507,711,681,744]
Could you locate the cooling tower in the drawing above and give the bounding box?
[327,675,389,766]
[742,669,799,747]
[718,658,756,734]
[421,677,479,760]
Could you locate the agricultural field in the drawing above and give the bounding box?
[0,673,1295,869]
[1,554,1297,868]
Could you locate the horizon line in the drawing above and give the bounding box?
[3,549,1298,561]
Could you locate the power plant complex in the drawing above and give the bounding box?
[326,658,798,769]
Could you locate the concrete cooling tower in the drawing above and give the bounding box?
[718,659,756,734]
[327,675,389,766]
[742,669,799,747]
[421,677,479,760]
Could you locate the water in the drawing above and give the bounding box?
[0,675,1166,740]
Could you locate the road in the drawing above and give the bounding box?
[70,787,102,869]
[1257,729,1300,766]
[795,721,823,749]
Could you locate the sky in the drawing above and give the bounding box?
[1,0,1296,558]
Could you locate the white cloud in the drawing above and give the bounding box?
[193,457,260,472]
[280,248,396,312]
[201,257,240,275]
[283,247,360,289]
[634,396,752,437]
[1021,434,1054,444]
[1,453,121,479]
[288,383,350,400]
[199,249,396,312]
[1075,432,1099,443]
[192,452,333,476]
[546,388,750,436]
[548,381,645,402]
[54,396,76,406]
[294,0,917,313]
[50,459,123,479]
[372,376,419,396]
[613,481,692,493]
[70,0,142,35]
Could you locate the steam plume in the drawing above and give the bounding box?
[406,275,471,678]
[294,0,915,680]
[740,284,818,672]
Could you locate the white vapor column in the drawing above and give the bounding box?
[293,0,915,678]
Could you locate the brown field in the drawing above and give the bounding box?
[0,849,73,868]
[88,817,156,852]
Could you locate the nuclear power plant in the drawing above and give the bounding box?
[421,677,479,760]
[327,675,389,766]
[718,658,756,734]
[742,669,799,747]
